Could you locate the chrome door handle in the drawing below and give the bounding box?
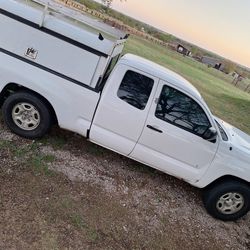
[147,125,163,133]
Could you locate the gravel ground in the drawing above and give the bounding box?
[0,125,250,250]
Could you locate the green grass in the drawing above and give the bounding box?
[124,36,250,134]
[70,213,87,229]
[38,135,67,149]
[29,154,56,176]
[0,139,56,176]
[46,197,100,242]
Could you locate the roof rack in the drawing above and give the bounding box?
[22,0,126,39]
[30,0,89,27]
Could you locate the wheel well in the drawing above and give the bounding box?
[204,175,249,190]
[0,83,58,124]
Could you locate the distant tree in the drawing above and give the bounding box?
[191,47,203,58]
[101,0,126,9]
[154,32,173,43]
[223,61,236,74]
[78,0,102,10]
[101,0,112,8]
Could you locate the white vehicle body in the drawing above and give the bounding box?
[0,0,249,192]
[0,0,126,136]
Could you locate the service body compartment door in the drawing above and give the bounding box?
[0,14,102,86]
[90,65,159,155]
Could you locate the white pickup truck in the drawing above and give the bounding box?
[0,0,249,221]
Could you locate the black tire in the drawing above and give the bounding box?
[203,180,250,221]
[2,91,52,139]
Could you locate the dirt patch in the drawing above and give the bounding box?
[0,124,249,249]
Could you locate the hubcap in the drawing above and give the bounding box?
[216,192,244,215]
[12,102,41,131]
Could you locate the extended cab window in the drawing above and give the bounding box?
[97,54,121,91]
[118,70,154,110]
[155,85,211,136]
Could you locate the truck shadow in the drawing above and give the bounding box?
[43,126,202,205]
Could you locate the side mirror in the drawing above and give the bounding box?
[203,127,218,142]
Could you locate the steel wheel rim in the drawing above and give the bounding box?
[12,102,41,131]
[216,192,244,215]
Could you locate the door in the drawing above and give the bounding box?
[90,64,159,155]
[130,80,219,181]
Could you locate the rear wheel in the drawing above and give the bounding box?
[203,180,250,221]
[2,91,52,139]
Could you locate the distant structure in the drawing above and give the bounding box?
[168,43,191,56]
[177,44,192,56]
[231,71,239,79]
[201,56,224,71]
[231,71,244,86]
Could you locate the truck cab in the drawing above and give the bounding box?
[91,54,219,185]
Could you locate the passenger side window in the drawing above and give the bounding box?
[155,85,211,136]
[118,70,154,110]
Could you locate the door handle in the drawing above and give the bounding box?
[146,125,163,133]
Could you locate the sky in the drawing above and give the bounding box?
[96,0,250,68]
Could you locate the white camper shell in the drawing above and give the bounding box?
[0,0,128,88]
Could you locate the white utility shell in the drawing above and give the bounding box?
[0,0,127,88]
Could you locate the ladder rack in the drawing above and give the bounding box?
[21,0,126,39]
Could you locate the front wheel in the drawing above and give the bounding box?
[2,91,52,139]
[203,180,250,221]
